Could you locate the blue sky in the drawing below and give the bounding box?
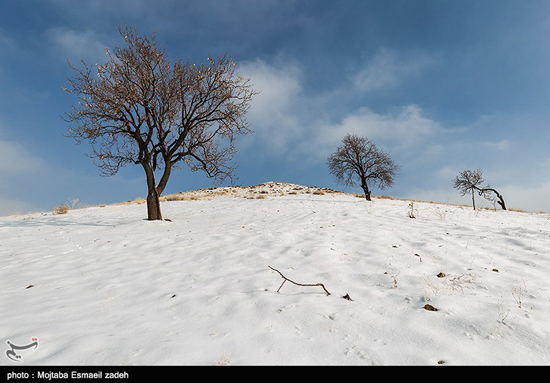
[1,0,550,215]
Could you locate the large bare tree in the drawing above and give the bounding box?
[327,133,398,201]
[453,169,507,210]
[64,26,256,220]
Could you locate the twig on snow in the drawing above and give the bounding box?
[268,266,331,296]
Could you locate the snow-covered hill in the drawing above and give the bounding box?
[1,182,550,365]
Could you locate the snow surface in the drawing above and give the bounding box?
[1,182,550,365]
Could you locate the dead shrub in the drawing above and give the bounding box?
[53,204,70,215]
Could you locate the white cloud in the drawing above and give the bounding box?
[301,104,441,160]
[237,58,304,152]
[482,139,511,151]
[46,27,108,63]
[500,182,550,213]
[353,48,437,92]
[435,166,459,180]
[237,58,442,162]
[0,139,43,174]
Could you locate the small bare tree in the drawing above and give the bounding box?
[64,26,256,220]
[453,169,507,210]
[327,133,398,201]
[453,169,484,210]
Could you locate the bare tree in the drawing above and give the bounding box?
[453,169,484,210]
[327,133,398,201]
[453,169,507,210]
[64,26,256,220]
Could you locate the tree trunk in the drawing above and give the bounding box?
[497,196,506,211]
[486,187,507,210]
[361,179,371,201]
[146,187,163,220]
[364,190,372,201]
[471,189,476,210]
[143,163,163,220]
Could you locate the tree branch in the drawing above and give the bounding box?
[268,266,331,296]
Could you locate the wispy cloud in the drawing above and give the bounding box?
[482,139,511,151]
[353,48,438,92]
[499,181,550,212]
[238,58,442,161]
[0,139,44,174]
[237,58,304,152]
[300,104,441,161]
[46,27,109,63]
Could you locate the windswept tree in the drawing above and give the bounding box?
[479,184,507,210]
[64,26,256,220]
[327,133,398,201]
[453,169,507,210]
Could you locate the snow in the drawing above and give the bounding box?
[1,182,550,365]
